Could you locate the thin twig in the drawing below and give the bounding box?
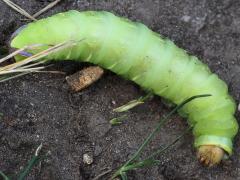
[33,0,61,18]
[1,0,36,21]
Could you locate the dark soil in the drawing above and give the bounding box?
[0,0,240,179]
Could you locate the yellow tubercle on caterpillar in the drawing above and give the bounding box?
[197,145,225,167]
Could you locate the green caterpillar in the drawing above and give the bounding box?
[10,10,238,165]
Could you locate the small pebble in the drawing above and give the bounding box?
[181,15,191,22]
[83,153,93,165]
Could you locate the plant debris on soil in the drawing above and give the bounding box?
[0,0,240,180]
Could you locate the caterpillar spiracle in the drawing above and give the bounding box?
[10,10,238,166]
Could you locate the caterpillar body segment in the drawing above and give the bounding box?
[10,10,238,165]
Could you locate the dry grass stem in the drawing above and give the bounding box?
[2,0,60,21]
[33,0,61,18]
[1,0,36,21]
[0,72,29,83]
[0,40,77,82]
[0,46,33,64]
[0,41,76,72]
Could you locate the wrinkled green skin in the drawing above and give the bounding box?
[11,10,238,155]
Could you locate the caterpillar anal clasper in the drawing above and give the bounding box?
[10,10,238,166]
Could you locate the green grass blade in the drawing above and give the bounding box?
[146,126,193,160]
[17,144,45,180]
[122,159,160,171]
[111,94,211,179]
[113,100,144,112]
[113,93,153,112]
[125,94,211,164]
[0,171,10,180]
[120,172,128,180]
[121,125,192,173]
[110,115,127,125]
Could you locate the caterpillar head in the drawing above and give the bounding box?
[197,145,225,166]
[10,25,34,59]
[11,25,27,42]
[10,23,53,61]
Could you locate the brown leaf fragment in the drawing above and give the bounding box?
[66,66,104,92]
